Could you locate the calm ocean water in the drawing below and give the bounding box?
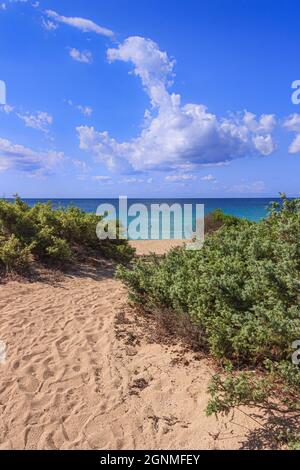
[18,198,279,222]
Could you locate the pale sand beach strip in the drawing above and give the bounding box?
[0,246,266,450]
[129,239,187,256]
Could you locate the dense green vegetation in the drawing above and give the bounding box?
[0,197,134,273]
[117,197,300,448]
[204,208,249,234]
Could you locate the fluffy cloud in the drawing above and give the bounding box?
[243,111,276,133]
[283,114,300,153]
[0,137,64,174]
[45,10,114,37]
[252,134,275,156]
[107,36,176,109]
[78,36,277,172]
[69,48,93,64]
[16,111,53,133]
[283,113,300,132]
[77,126,132,172]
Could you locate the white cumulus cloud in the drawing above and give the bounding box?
[77,36,277,173]
[0,137,64,174]
[252,134,275,156]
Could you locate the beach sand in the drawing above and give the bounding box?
[0,247,267,450]
[129,239,186,256]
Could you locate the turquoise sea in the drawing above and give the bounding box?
[5,198,285,239]
[17,198,280,222]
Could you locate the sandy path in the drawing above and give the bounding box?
[0,261,262,450]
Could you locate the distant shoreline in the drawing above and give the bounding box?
[1,197,285,222]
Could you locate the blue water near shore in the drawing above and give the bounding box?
[5,197,281,239]
[18,198,278,222]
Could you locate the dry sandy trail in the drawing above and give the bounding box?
[0,259,263,450]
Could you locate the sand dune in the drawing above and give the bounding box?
[0,259,265,450]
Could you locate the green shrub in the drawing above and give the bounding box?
[205,208,249,234]
[45,237,73,264]
[117,196,300,445]
[0,234,32,272]
[288,434,300,450]
[0,197,134,272]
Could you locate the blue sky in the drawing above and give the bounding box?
[1,0,300,198]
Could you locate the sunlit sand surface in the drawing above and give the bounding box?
[129,239,187,256]
[0,260,265,450]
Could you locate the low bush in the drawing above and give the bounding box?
[0,234,33,273]
[117,196,300,448]
[0,197,134,273]
[204,208,249,234]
